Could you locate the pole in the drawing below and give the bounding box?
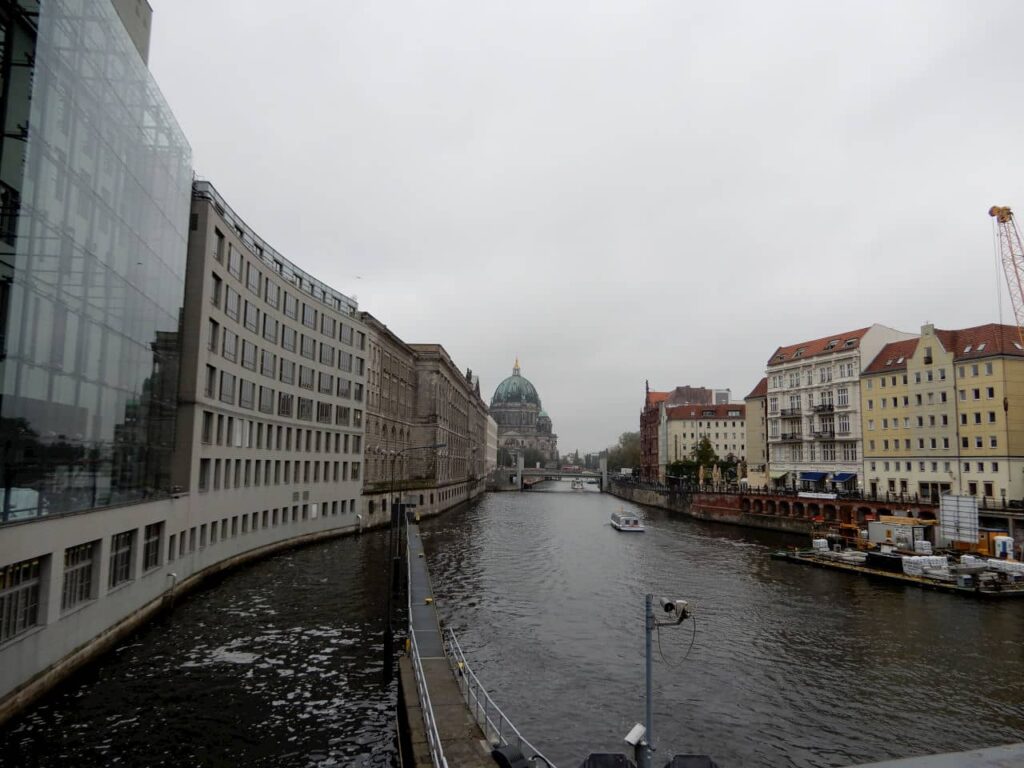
[643,593,654,768]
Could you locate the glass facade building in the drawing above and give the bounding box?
[0,0,192,522]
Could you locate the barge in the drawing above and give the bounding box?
[771,549,1024,598]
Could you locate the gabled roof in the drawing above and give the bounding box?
[745,377,768,399]
[666,403,746,421]
[767,327,870,367]
[862,338,919,375]
[932,324,1024,362]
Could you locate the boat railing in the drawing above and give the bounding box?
[444,627,557,767]
[407,526,450,768]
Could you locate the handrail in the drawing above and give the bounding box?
[406,524,449,768]
[445,627,557,767]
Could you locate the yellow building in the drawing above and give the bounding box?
[860,323,1024,504]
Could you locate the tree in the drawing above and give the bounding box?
[690,436,719,467]
[605,431,640,471]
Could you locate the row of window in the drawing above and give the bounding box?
[768,361,857,390]
[200,410,361,454]
[867,436,999,452]
[773,444,859,462]
[198,456,361,491]
[870,460,1000,474]
[214,231,365,350]
[767,388,851,413]
[204,363,364,426]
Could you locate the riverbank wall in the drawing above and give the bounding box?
[0,480,486,727]
[610,484,813,536]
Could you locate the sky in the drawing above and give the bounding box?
[149,1,1024,455]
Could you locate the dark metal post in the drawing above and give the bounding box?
[643,593,654,768]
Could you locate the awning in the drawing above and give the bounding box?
[770,470,789,479]
[800,471,827,481]
[832,472,856,483]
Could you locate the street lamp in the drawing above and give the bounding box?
[382,441,446,684]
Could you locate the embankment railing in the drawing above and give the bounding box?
[444,627,557,767]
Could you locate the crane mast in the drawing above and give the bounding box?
[989,205,1024,348]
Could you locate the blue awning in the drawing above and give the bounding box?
[832,472,856,483]
[800,471,827,481]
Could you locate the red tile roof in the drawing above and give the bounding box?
[933,324,1024,361]
[745,377,768,399]
[645,390,669,407]
[862,338,920,375]
[767,327,871,367]
[666,403,746,420]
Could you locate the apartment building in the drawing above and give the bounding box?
[661,403,746,478]
[765,324,916,491]
[861,323,1024,505]
[744,378,769,487]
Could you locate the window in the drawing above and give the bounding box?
[265,281,280,309]
[992,462,999,472]
[220,372,236,404]
[959,390,966,401]
[299,365,314,390]
[222,330,238,362]
[246,263,261,295]
[202,411,214,443]
[207,319,220,352]
[242,340,257,371]
[317,402,333,423]
[297,397,313,421]
[261,350,276,378]
[968,482,977,496]
[336,406,351,426]
[337,378,352,399]
[984,482,994,497]
[210,273,223,308]
[339,351,353,372]
[321,315,336,338]
[972,364,979,377]
[62,542,97,611]
[225,286,240,320]
[975,436,983,448]
[262,315,278,343]
[974,412,982,424]
[302,303,316,329]
[987,387,995,399]
[259,386,275,414]
[109,531,135,589]
[340,324,354,345]
[284,292,298,319]
[837,388,848,406]
[240,379,255,410]
[244,301,259,333]
[319,344,335,367]
[282,326,297,352]
[280,359,295,385]
[985,362,993,375]
[319,372,334,394]
[279,393,294,417]
[227,245,242,278]
[990,436,998,448]
[143,523,163,571]
[301,335,316,359]
[988,411,996,423]
[0,558,42,642]
[973,388,980,400]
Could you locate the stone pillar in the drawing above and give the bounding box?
[600,456,608,492]
[516,453,524,491]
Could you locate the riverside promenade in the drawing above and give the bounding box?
[401,520,491,767]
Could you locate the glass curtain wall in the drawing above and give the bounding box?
[0,0,192,522]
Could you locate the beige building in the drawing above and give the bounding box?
[765,323,916,491]
[485,415,498,473]
[861,323,1024,507]
[660,403,746,478]
[744,378,769,487]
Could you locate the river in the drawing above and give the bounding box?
[1,486,1022,767]
[421,483,1024,767]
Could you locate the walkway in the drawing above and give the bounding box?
[406,520,491,767]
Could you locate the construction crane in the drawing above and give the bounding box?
[989,205,1024,349]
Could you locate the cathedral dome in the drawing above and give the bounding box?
[491,359,541,407]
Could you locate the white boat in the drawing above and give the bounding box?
[571,479,584,490]
[611,510,645,532]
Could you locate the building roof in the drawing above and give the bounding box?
[934,323,1024,362]
[767,327,871,367]
[744,377,768,399]
[862,338,920,375]
[666,403,745,420]
[491,361,541,407]
[645,390,669,407]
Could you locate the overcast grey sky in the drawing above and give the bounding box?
[151,1,1024,454]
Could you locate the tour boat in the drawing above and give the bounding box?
[611,510,645,532]
[571,479,584,490]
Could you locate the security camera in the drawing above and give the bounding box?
[660,598,676,613]
[624,723,646,746]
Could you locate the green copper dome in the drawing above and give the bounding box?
[491,359,541,407]
[538,410,550,420]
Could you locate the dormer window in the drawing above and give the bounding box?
[977,342,986,351]
[793,347,806,358]
[965,345,972,353]
[825,340,838,350]
[844,339,856,348]
[896,357,904,364]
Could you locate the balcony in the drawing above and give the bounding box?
[779,433,803,442]
[779,408,801,417]
[812,429,836,439]
[812,403,834,413]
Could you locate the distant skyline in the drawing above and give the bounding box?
[150,1,1024,453]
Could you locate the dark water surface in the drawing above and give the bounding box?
[421,484,1024,768]
[0,529,397,767]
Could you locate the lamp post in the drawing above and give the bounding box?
[382,441,446,684]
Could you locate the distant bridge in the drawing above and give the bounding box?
[500,457,608,492]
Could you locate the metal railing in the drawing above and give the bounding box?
[406,526,449,768]
[445,628,557,767]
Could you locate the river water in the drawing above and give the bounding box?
[2,487,1022,767]
[421,483,1024,768]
